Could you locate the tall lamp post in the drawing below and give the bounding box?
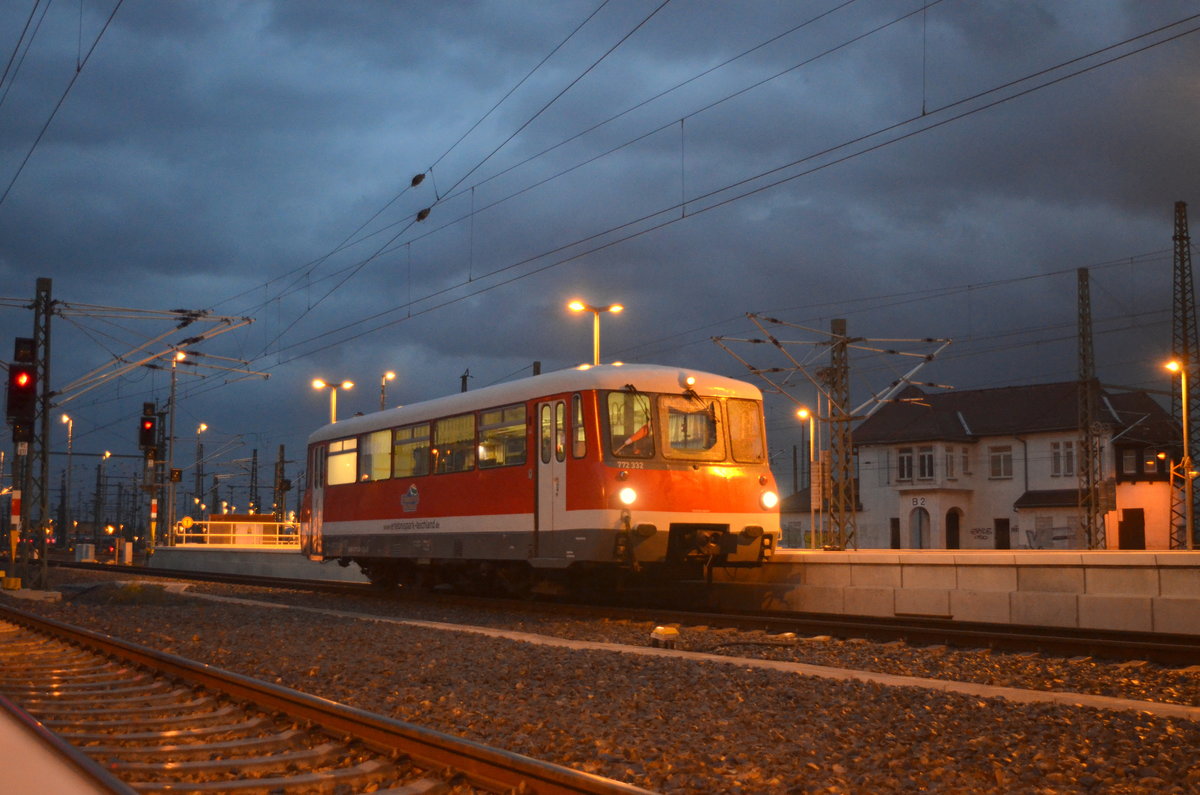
[380,371,396,411]
[797,407,816,548]
[567,299,623,366]
[1167,360,1194,549]
[60,414,73,545]
[313,379,354,424]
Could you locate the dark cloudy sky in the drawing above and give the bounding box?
[1,0,1197,504]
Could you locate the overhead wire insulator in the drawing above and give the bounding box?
[416,208,431,222]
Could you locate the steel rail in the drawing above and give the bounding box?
[0,602,654,795]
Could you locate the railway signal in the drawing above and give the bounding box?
[139,415,158,452]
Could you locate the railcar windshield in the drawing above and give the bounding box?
[604,390,765,464]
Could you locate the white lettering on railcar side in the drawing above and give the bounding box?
[382,519,442,531]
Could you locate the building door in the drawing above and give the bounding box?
[909,507,930,548]
[889,517,900,549]
[537,400,567,557]
[994,518,1010,549]
[1118,508,1146,550]
[946,509,961,549]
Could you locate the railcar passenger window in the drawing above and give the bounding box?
[607,391,653,458]
[479,404,526,468]
[659,395,726,462]
[359,429,393,481]
[326,438,358,485]
[728,399,766,463]
[393,423,430,478]
[572,394,586,458]
[433,413,476,474]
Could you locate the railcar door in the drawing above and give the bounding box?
[301,444,324,558]
[536,400,567,557]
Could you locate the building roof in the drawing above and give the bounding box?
[852,381,1178,447]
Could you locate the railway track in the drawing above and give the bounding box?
[48,559,1200,665]
[0,602,652,795]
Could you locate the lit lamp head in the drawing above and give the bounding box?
[797,407,811,421]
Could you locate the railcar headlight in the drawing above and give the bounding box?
[618,487,638,505]
[760,490,779,510]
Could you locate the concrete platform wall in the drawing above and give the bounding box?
[149,546,368,583]
[717,549,1200,636]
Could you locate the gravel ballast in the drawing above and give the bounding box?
[6,572,1200,794]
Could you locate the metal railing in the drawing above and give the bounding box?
[172,519,299,548]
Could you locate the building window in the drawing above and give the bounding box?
[989,445,1013,479]
[1122,449,1137,475]
[917,446,934,479]
[945,446,956,480]
[897,447,913,481]
[961,447,971,475]
[1051,441,1075,477]
[1143,449,1159,474]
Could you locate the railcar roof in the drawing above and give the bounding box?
[307,363,762,444]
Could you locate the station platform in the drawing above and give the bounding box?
[0,695,132,794]
[714,548,1200,636]
[147,545,368,583]
[143,546,1200,637]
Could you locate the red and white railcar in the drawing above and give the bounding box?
[300,363,780,588]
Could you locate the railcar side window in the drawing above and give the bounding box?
[359,429,392,481]
[572,394,586,458]
[433,413,476,474]
[728,399,766,463]
[607,391,653,458]
[326,438,358,485]
[393,423,430,478]
[479,404,526,468]
[659,395,726,461]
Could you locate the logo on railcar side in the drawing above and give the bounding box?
[401,484,420,513]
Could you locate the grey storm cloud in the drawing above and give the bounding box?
[0,0,1196,489]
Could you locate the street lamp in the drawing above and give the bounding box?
[61,414,73,544]
[567,299,623,366]
[1167,359,1194,549]
[797,407,818,549]
[313,378,354,424]
[380,371,396,411]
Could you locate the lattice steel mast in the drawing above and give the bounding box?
[1076,268,1105,548]
[825,318,857,549]
[1171,200,1198,549]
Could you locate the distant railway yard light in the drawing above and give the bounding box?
[380,370,396,411]
[313,378,354,424]
[567,299,623,366]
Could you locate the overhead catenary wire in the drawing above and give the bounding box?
[0,0,124,207]
[249,10,1199,366]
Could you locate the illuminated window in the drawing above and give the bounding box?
[728,399,765,463]
[479,404,526,469]
[607,391,654,458]
[359,429,392,481]
[393,423,430,478]
[433,413,476,474]
[327,438,357,485]
[572,394,587,458]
